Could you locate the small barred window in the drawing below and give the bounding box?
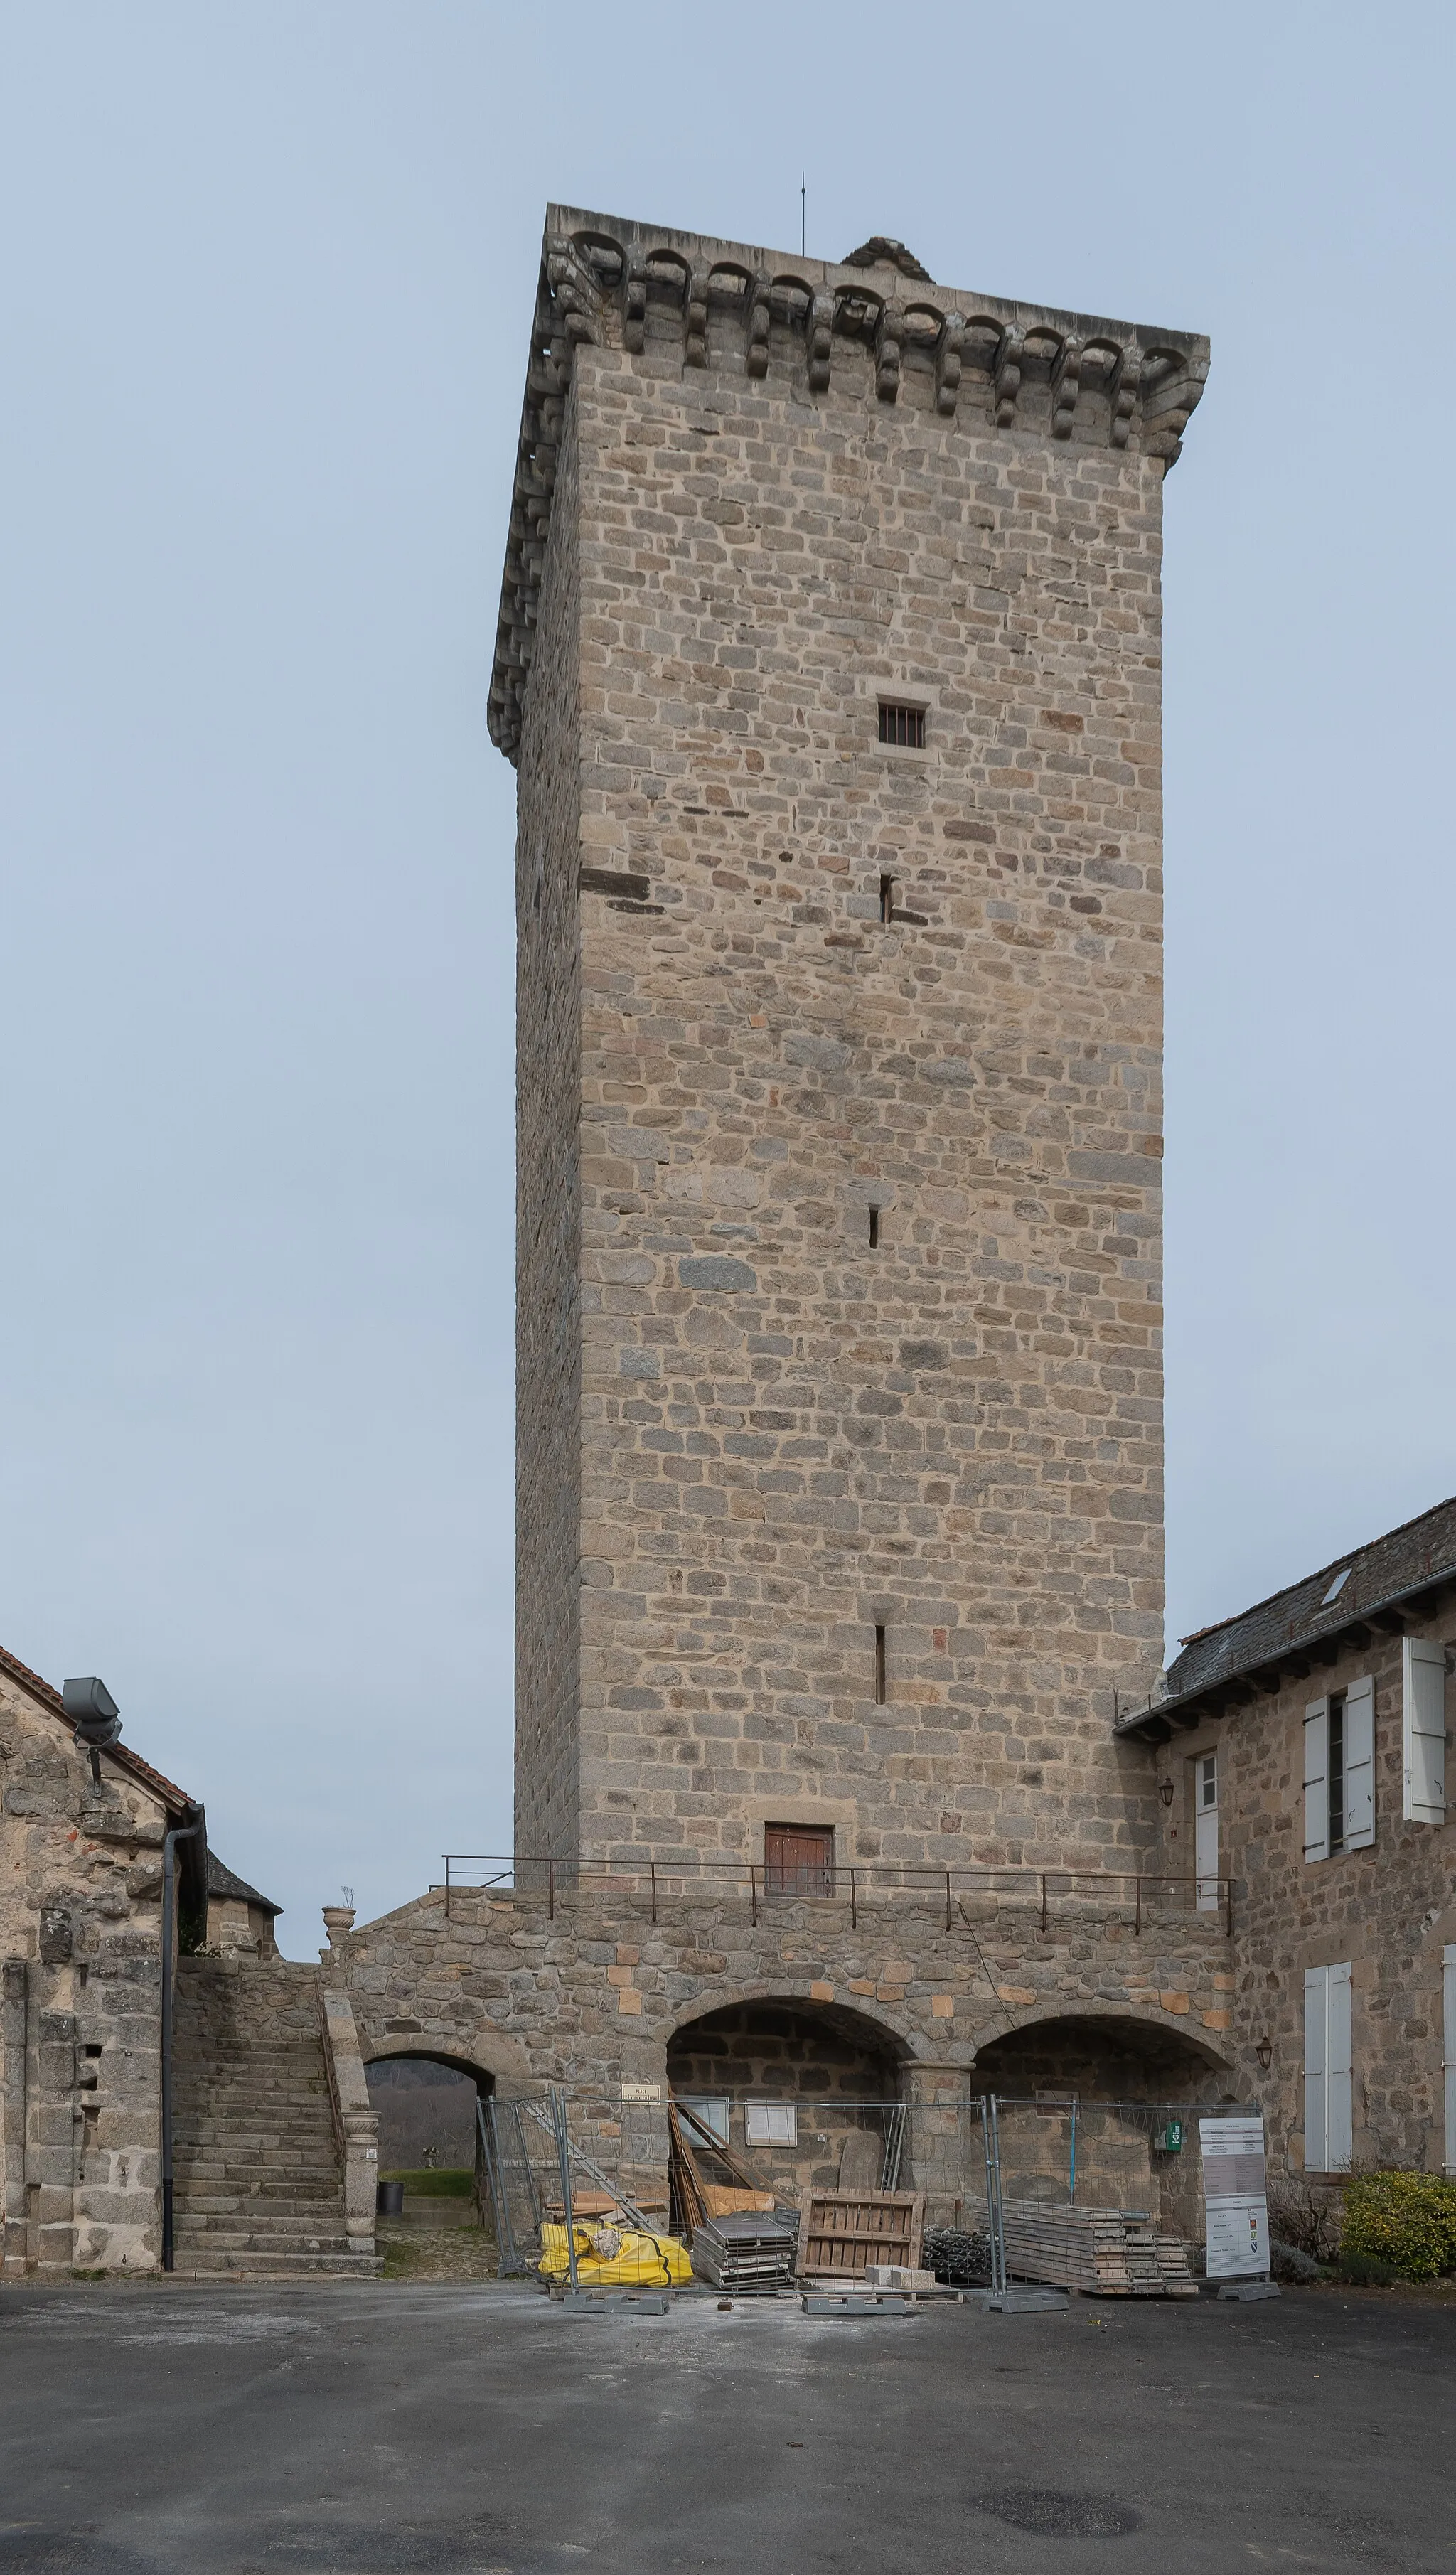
[878,702,925,749]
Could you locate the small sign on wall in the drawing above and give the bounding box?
[744,2103,797,2147]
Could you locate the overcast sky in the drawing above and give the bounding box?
[3,4,1452,1954]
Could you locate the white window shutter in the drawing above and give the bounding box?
[1304,1701,1329,1863]
[1403,1637,1447,1826]
[1344,1676,1375,1851]
[1444,1947,1456,2176]
[1305,1966,1327,2171]
[1327,1961,1354,2169]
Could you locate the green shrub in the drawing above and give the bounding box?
[1337,2252,1401,2286]
[1339,2171,1456,2282]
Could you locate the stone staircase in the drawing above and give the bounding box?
[171,1958,382,2278]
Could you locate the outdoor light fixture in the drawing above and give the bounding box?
[62,1676,121,1786]
[1159,1777,1175,1807]
[1256,2037,1273,2072]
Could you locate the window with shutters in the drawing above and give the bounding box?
[1304,1680,1374,1861]
[1304,1961,1353,2171]
[1403,1637,1448,1825]
[1194,1752,1219,1912]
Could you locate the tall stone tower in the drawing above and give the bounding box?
[491,210,1207,1881]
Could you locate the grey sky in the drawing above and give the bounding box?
[3,4,1452,1954]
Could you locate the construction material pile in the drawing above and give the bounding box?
[1001,2199,1197,2297]
[796,2188,926,2281]
[923,2222,993,2288]
[691,2210,797,2295]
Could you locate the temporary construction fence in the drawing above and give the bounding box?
[476,2085,1270,2296]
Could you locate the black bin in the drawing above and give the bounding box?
[377,2180,405,2217]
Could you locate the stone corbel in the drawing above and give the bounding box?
[1049,336,1081,439]
[1109,344,1141,449]
[544,237,602,347]
[623,259,648,355]
[994,326,1024,427]
[875,301,904,402]
[746,274,771,378]
[685,266,710,369]
[807,290,833,392]
[1140,351,1209,468]
[936,312,963,417]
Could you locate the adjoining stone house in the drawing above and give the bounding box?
[1117,1492,1456,2183]
[0,1642,309,2276]
[1,1642,208,2273]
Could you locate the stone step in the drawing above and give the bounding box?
[175,2221,357,2252]
[170,2248,383,2279]
[173,2158,338,2182]
[176,2193,345,2219]
[173,2126,336,2147]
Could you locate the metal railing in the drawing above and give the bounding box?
[434,1853,1233,1935]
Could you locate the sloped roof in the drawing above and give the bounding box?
[207,1851,281,1917]
[0,1642,198,1815]
[1118,1490,1456,1742]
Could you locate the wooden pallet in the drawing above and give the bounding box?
[796,2190,926,2280]
[1000,2200,1197,2298]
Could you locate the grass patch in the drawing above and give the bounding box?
[380,2225,499,2282]
[380,2168,473,2197]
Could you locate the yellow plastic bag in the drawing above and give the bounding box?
[538,2222,692,2288]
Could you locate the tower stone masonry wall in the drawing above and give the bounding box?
[505,210,1209,1883]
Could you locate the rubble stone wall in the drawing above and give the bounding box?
[0,1668,170,2275]
[334,1885,1235,2096]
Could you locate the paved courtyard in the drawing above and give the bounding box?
[2,2279,1455,2572]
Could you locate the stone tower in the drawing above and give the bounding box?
[491,209,1207,1881]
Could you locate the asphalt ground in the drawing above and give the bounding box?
[2,2277,1454,2574]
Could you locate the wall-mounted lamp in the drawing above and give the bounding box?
[63,1676,121,1787]
[1255,2037,1273,2072]
[1158,1777,1175,1808]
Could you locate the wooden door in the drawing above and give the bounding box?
[765,1824,834,1896]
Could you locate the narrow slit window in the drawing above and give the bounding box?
[868,1205,880,1249]
[878,702,925,749]
[874,1624,887,1705]
[879,873,895,924]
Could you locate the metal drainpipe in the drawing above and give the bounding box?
[160,1820,203,2274]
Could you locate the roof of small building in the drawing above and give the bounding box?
[1117,1489,1456,1742]
[0,1641,198,1814]
[207,1851,281,1917]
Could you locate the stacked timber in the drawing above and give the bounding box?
[1000,2200,1197,2298]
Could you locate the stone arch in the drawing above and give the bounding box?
[361,2040,514,2184]
[970,2001,1238,2097]
[661,1979,918,2064]
[355,2023,534,2085]
[665,1986,914,2204]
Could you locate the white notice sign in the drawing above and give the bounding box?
[1199,2115,1270,2281]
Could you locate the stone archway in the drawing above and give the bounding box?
[666,1991,912,2204]
[970,2006,1236,2101]
[363,2047,495,2177]
[969,2008,1244,2242]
